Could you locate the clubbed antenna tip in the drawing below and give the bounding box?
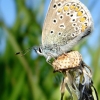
[15,52,21,55]
[15,47,33,56]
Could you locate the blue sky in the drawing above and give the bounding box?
[0,0,100,65]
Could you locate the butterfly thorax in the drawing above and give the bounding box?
[38,44,64,61]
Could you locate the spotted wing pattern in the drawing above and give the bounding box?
[42,0,93,47]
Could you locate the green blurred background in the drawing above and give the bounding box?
[0,0,100,100]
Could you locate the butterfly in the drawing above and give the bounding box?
[34,0,93,62]
[16,0,93,62]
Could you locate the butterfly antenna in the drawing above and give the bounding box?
[15,47,33,56]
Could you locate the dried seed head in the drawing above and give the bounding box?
[52,51,82,71]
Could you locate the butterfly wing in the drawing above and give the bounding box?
[42,0,93,51]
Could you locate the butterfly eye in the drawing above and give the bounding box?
[39,47,42,53]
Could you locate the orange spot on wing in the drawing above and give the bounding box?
[77,11,83,16]
[70,5,75,10]
[58,8,63,13]
[75,7,80,12]
[80,17,86,22]
[81,24,87,32]
[63,6,69,11]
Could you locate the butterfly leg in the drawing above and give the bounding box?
[46,53,57,65]
[60,78,66,100]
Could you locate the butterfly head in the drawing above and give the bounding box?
[34,46,44,56]
[34,45,61,62]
